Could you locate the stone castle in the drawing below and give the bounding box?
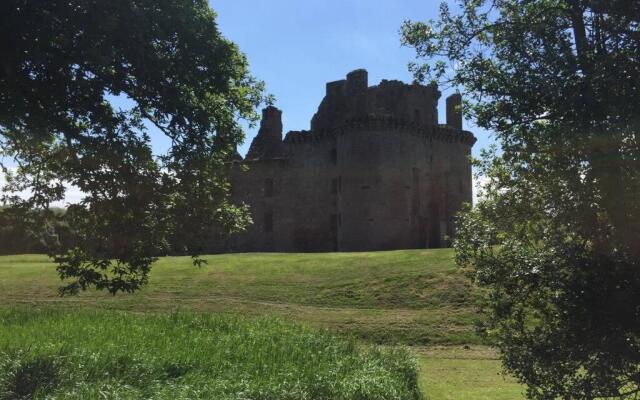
[218,69,476,252]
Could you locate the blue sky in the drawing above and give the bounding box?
[3,1,497,161]
[2,1,495,204]
[211,0,495,157]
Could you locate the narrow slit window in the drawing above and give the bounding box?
[264,178,274,197]
[330,214,339,231]
[331,178,338,195]
[330,148,337,164]
[264,211,273,233]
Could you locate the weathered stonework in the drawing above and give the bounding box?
[219,69,476,252]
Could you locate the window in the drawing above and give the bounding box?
[412,168,420,217]
[330,148,337,164]
[264,178,274,197]
[330,214,339,232]
[264,211,273,233]
[331,178,338,194]
[414,109,421,124]
[330,214,339,251]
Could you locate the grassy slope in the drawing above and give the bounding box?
[0,249,479,345]
[0,250,525,399]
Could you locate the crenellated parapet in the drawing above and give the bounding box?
[282,115,476,146]
[310,69,441,131]
[247,69,475,158]
[434,125,476,145]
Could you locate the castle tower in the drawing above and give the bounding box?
[345,69,368,95]
[220,69,475,253]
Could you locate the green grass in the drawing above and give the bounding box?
[0,250,481,345]
[0,250,525,399]
[417,347,524,400]
[0,308,421,399]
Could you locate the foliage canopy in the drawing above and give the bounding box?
[0,0,266,294]
[403,0,640,398]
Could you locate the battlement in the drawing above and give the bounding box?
[246,69,474,160]
[326,80,346,97]
[312,69,441,131]
[323,70,439,100]
[282,115,476,146]
[375,78,440,96]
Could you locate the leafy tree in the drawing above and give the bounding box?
[0,0,265,294]
[402,1,640,398]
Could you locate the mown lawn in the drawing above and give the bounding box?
[0,250,524,399]
[417,347,523,400]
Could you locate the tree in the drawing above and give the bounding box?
[0,0,266,294]
[402,1,640,398]
[0,206,72,255]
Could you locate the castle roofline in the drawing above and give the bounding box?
[324,68,441,98]
[283,115,476,146]
[244,68,475,163]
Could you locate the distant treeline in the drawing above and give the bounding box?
[0,207,227,256]
[0,207,72,255]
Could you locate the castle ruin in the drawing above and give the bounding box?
[220,69,476,252]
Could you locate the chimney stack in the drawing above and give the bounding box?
[446,93,463,130]
[245,106,283,159]
[261,106,283,135]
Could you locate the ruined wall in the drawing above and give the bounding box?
[311,69,441,131]
[245,106,283,160]
[217,69,476,253]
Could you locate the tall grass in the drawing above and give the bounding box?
[0,308,421,399]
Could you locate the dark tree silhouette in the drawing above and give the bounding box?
[0,0,267,294]
[403,1,640,398]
